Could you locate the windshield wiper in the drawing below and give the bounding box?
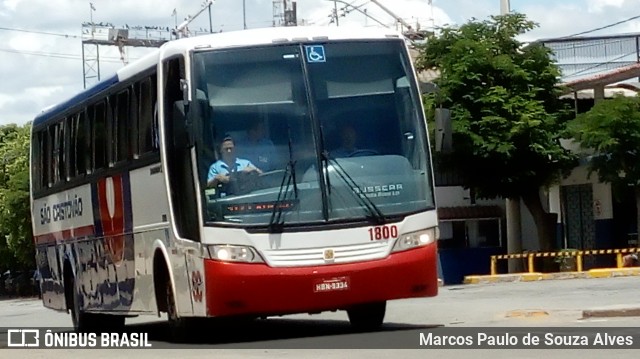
[269,125,299,232]
[268,159,298,232]
[323,152,386,224]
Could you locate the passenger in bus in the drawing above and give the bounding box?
[207,136,262,194]
[236,120,280,172]
[332,124,359,157]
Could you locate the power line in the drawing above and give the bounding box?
[0,26,79,39]
[562,14,640,38]
[0,47,128,63]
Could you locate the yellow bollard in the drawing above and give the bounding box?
[576,253,583,272]
[616,253,623,268]
[528,254,534,273]
[491,256,497,275]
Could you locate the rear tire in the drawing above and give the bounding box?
[347,301,386,331]
[69,276,125,332]
[69,275,94,332]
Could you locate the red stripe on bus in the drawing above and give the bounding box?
[34,225,96,245]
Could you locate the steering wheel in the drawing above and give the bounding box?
[227,170,260,195]
[348,149,379,157]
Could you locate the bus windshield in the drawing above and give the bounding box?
[192,39,434,228]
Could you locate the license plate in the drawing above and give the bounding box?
[313,277,350,293]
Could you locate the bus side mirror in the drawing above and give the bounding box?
[172,79,195,149]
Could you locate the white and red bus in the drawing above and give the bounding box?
[30,26,438,333]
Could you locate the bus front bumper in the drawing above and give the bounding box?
[204,242,438,317]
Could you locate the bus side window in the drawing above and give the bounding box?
[113,89,130,164]
[129,85,139,159]
[93,100,108,171]
[106,94,117,167]
[46,128,52,187]
[137,77,157,155]
[78,110,92,175]
[50,123,62,186]
[37,130,49,190]
[64,116,74,181]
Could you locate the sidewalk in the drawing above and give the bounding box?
[463,267,640,284]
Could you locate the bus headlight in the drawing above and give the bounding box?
[392,228,436,253]
[206,245,264,263]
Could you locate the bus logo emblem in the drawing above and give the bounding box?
[191,270,203,302]
[305,45,326,63]
[323,249,335,261]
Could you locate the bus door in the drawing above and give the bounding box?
[162,56,207,316]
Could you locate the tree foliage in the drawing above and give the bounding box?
[0,123,33,271]
[416,14,577,250]
[569,96,640,187]
[568,96,640,241]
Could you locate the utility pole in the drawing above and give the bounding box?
[208,2,213,33]
[500,0,523,273]
[172,8,178,32]
[500,0,511,15]
[201,0,213,33]
[175,0,214,39]
[333,0,339,26]
[243,0,247,29]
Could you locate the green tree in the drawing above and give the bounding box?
[416,13,576,251]
[0,123,34,270]
[568,96,640,242]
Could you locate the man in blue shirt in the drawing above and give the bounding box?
[207,136,262,193]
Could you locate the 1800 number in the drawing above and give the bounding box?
[368,225,398,241]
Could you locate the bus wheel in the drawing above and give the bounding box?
[347,301,386,331]
[70,276,125,332]
[69,276,92,332]
[165,278,191,342]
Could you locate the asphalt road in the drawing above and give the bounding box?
[0,276,639,358]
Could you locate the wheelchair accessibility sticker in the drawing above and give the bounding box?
[305,45,326,63]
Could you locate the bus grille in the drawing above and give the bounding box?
[262,241,391,267]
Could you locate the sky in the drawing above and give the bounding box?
[1,0,640,126]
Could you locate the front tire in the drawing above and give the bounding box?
[166,278,193,342]
[347,301,386,331]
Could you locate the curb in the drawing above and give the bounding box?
[583,307,640,318]
[463,267,640,284]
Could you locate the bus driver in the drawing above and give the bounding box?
[207,136,262,195]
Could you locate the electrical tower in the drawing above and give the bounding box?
[273,1,297,27]
[81,1,212,89]
[81,23,170,88]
